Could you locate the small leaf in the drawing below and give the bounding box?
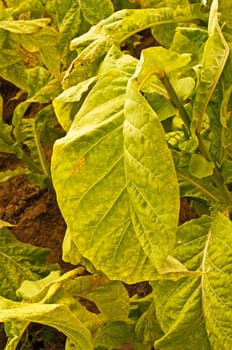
[0,228,54,300]
[0,296,93,350]
[173,150,222,203]
[17,271,61,301]
[135,301,163,345]
[189,153,214,179]
[53,76,97,131]
[26,66,61,101]
[0,18,50,33]
[0,61,28,90]
[0,168,30,183]
[79,0,114,25]
[62,38,112,88]
[136,47,191,82]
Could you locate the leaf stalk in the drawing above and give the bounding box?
[160,74,232,206]
[197,133,232,205]
[0,128,48,177]
[160,73,191,134]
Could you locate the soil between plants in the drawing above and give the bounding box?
[0,155,69,349]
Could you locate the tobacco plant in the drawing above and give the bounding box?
[0,0,232,349]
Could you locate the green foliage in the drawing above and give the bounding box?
[152,213,232,349]
[0,227,57,301]
[0,0,232,349]
[0,0,93,186]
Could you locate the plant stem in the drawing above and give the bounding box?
[160,74,232,205]
[197,133,232,204]
[33,125,50,178]
[160,73,191,134]
[21,152,44,173]
[0,129,44,175]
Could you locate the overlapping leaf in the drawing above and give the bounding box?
[0,297,92,350]
[0,18,50,33]
[58,2,83,67]
[52,46,181,282]
[152,213,232,349]
[63,6,206,88]
[191,0,230,136]
[0,228,55,300]
[5,268,131,349]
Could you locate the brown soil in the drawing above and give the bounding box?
[0,154,69,349]
[0,157,71,270]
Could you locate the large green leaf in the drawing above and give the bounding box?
[52,47,181,282]
[70,6,206,48]
[152,213,232,349]
[124,78,180,270]
[70,8,174,49]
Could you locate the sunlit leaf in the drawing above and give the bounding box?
[0,296,93,350]
[52,47,181,281]
[152,213,232,350]
[191,1,230,136]
[53,76,97,131]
